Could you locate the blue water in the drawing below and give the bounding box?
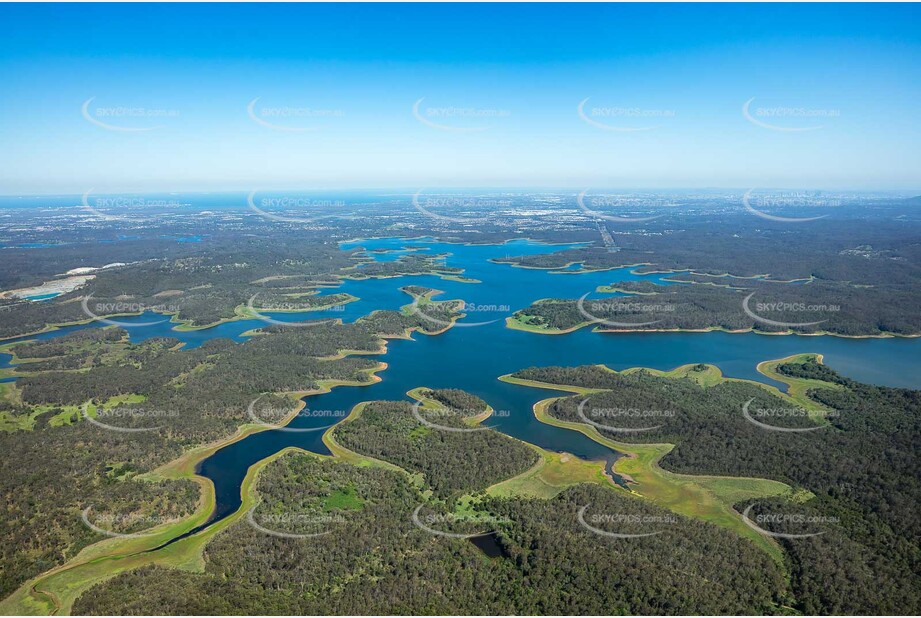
[2,237,920,528]
[23,292,62,301]
[10,242,63,249]
[195,238,921,523]
[160,235,205,243]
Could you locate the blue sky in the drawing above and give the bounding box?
[0,3,918,194]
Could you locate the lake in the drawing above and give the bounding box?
[3,237,919,528]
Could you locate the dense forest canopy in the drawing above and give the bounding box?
[513,359,921,614]
[72,453,785,615]
[1,206,919,614]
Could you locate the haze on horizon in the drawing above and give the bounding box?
[0,3,919,195]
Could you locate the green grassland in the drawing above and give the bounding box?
[0,366,389,616]
[757,353,843,422]
[485,446,612,499]
[321,401,418,478]
[406,386,495,426]
[0,443,308,616]
[496,358,836,562]
[0,354,840,613]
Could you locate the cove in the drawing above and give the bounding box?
[3,237,920,533]
[195,238,921,526]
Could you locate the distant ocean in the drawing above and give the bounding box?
[0,191,386,208]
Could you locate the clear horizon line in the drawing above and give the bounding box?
[2,186,919,199]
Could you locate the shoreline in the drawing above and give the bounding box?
[505,311,920,340]
[494,256,817,286]
[488,259,656,275]
[0,290,364,343]
[495,357,835,564]
[406,386,495,427]
[340,235,593,250]
[0,303,467,614]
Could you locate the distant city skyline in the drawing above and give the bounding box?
[1,3,919,194]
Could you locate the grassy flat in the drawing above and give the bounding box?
[0,365,390,616]
[496,358,830,563]
[321,402,412,475]
[504,314,591,335]
[486,445,611,499]
[0,354,830,613]
[0,434,302,616]
[757,353,842,421]
[406,386,494,426]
